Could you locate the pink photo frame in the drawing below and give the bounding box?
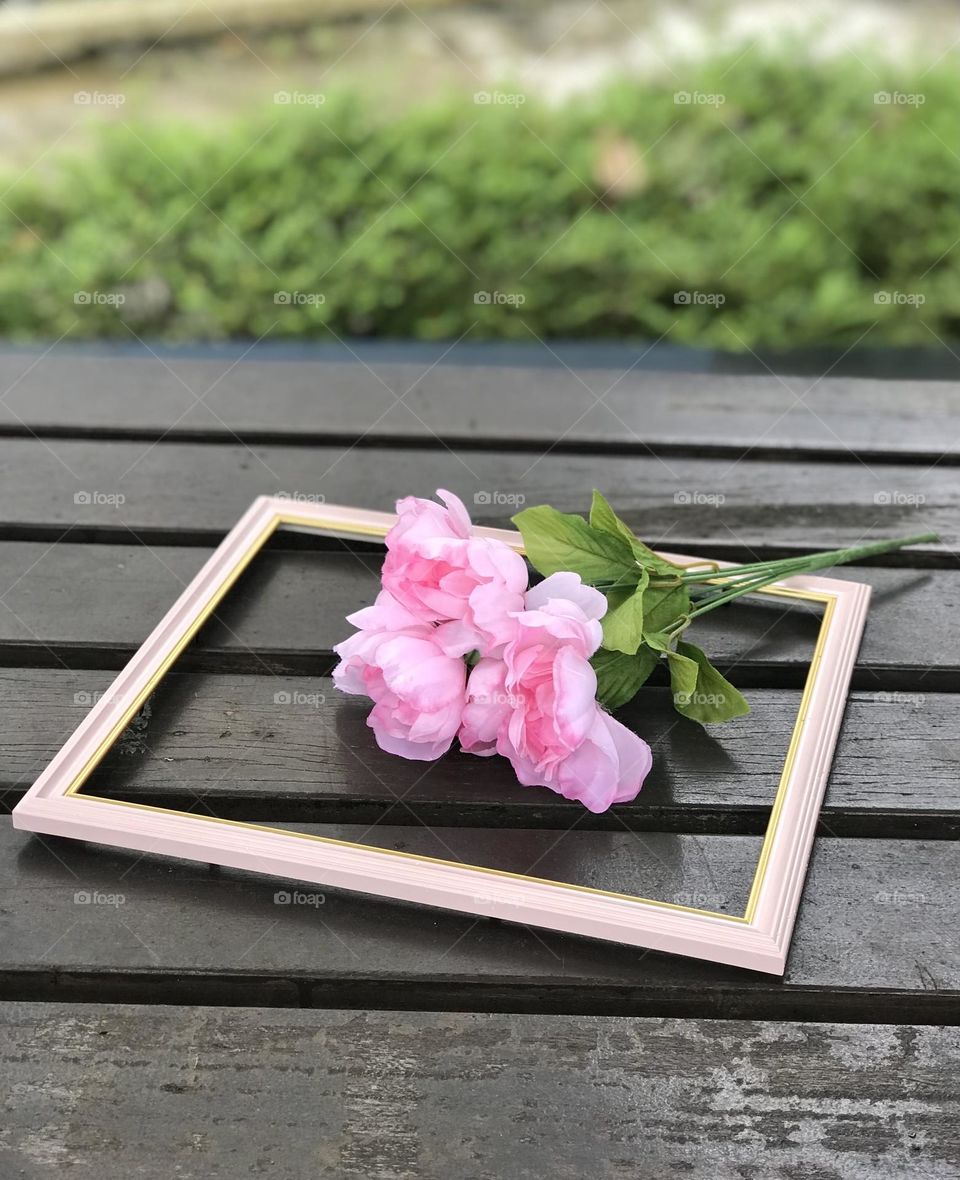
[12,496,870,975]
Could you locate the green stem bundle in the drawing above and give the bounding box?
[682,532,937,621]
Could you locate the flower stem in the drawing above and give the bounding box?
[685,532,937,619]
[679,533,937,586]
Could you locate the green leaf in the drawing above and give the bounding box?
[642,629,674,653]
[591,646,660,711]
[512,504,639,586]
[669,640,750,723]
[665,646,699,705]
[641,581,690,639]
[600,569,649,654]
[589,490,679,575]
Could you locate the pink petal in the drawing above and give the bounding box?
[600,713,653,804]
[437,488,473,537]
[524,572,608,620]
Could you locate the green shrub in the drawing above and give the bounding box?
[3,55,959,346]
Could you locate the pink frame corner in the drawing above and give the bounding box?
[11,495,870,975]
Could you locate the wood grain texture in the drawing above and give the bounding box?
[1,1002,957,1180]
[1,819,956,1016]
[0,352,956,462]
[1,671,955,837]
[0,436,952,557]
[0,543,950,687]
[1,354,955,1165]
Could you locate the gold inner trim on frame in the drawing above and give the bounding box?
[66,512,836,925]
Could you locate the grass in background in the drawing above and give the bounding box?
[3,55,959,348]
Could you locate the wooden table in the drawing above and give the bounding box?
[1,351,957,1177]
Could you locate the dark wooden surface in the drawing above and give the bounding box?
[0,351,957,1176]
[3,1004,958,1179]
[1,438,954,555]
[0,353,956,462]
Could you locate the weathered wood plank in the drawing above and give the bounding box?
[0,543,950,688]
[1,670,955,837]
[2,1003,958,1179]
[1,819,956,1016]
[0,436,952,557]
[0,353,956,462]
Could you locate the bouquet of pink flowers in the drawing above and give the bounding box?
[334,489,932,814]
[333,489,651,813]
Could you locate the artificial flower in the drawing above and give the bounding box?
[460,573,652,812]
[381,488,528,657]
[333,590,466,761]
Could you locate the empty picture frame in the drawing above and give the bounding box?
[12,496,870,974]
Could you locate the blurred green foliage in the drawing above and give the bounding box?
[3,56,959,346]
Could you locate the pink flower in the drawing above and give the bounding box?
[381,488,528,657]
[333,590,466,761]
[460,573,652,813]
